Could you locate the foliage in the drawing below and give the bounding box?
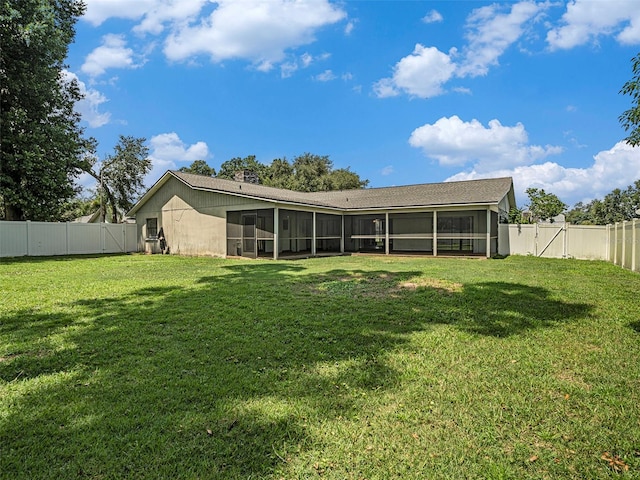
[216,155,268,181]
[506,206,533,224]
[525,187,567,223]
[84,136,151,223]
[178,159,216,177]
[0,0,88,220]
[217,153,369,192]
[566,180,640,225]
[59,192,101,222]
[619,52,640,146]
[1,255,639,479]
[263,158,295,189]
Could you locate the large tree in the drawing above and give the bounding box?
[178,160,216,177]
[525,187,567,223]
[0,0,88,220]
[566,180,640,225]
[263,153,369,192]
[620,52,640,146]
[215,153,368,192]
[84,136,151,223]
[216,155,267,181]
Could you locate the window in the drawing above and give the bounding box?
[146,218,158,239]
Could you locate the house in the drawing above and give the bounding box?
[127,171,516,258]
[72,210,101,223]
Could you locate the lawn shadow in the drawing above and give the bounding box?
[0,262,594,478]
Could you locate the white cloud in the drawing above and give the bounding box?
[81,34,139,78]
[315,69,336,82]
[422,10,443,24]
[547,0,640,50]
[374,1,548,98]
[345,20,356,35]
[409,115,562,171]
[457,1,548,77]
[381,165,394,176]
[373,44,456,99]
[133,0,208,35]
[62,70,111,128]
[281,52,330,78]
[83,0,206,33]
[82,0,156,25]
[163,0,346,69]
[146,132,210,185]
[446,141,640,206]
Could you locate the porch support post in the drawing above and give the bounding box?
[273,207,279,260]
[340,215,345,254]
[385,212,390,255]
[433,210,438,257]
[312,211,317,257]
[486,207,491,258]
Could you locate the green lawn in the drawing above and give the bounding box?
[1,254,639,479]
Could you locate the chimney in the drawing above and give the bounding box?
[234,170,260,184]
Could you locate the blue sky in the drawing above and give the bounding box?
[66,0,640,207]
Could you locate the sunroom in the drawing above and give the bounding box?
[225,207,499,259]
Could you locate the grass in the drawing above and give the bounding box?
[1,253,639,479]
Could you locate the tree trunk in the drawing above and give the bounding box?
[4,203,24,221]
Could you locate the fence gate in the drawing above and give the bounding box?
[536,224,566,258]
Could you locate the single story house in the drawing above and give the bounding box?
[127,171,516,259]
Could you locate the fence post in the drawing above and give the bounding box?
[614,223,619,266]
[633,219,637,272]
[66,222,70,255]
[26,220,31,256]
[101,223,105,253]
[622,221,627,269]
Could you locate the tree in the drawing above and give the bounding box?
[286,153,368,192]
[217,155,267,181]
[178,160,216,177]
[326,167,369,190]
[263,158,294,189]
[1,0,88,220]
[506,206,532,224]
[216,152,369,192]
[59,191,101,222]
[84,136,151,223]
[619,53,640,146]
[566,180,640,225]
[525,188,567,223]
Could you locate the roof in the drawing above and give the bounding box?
[129,170,515,215]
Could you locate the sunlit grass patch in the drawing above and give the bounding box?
[1,254,639,479]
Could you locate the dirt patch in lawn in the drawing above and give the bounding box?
[308,273,463,298]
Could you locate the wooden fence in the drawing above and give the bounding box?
[0,221,137,258]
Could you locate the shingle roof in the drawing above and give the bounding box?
[169,171,514,211]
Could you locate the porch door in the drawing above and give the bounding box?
[242,214,257,257]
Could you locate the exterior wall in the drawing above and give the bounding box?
[134,177,273,256]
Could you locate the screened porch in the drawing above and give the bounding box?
[227,208,498,258]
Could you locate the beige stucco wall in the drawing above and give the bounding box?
[135,176,273,256]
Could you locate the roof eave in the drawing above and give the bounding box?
[127,170,179,216]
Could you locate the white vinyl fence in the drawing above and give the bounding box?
[608,220,640,272]
[498,220,639,272]
[0,221,138,258]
